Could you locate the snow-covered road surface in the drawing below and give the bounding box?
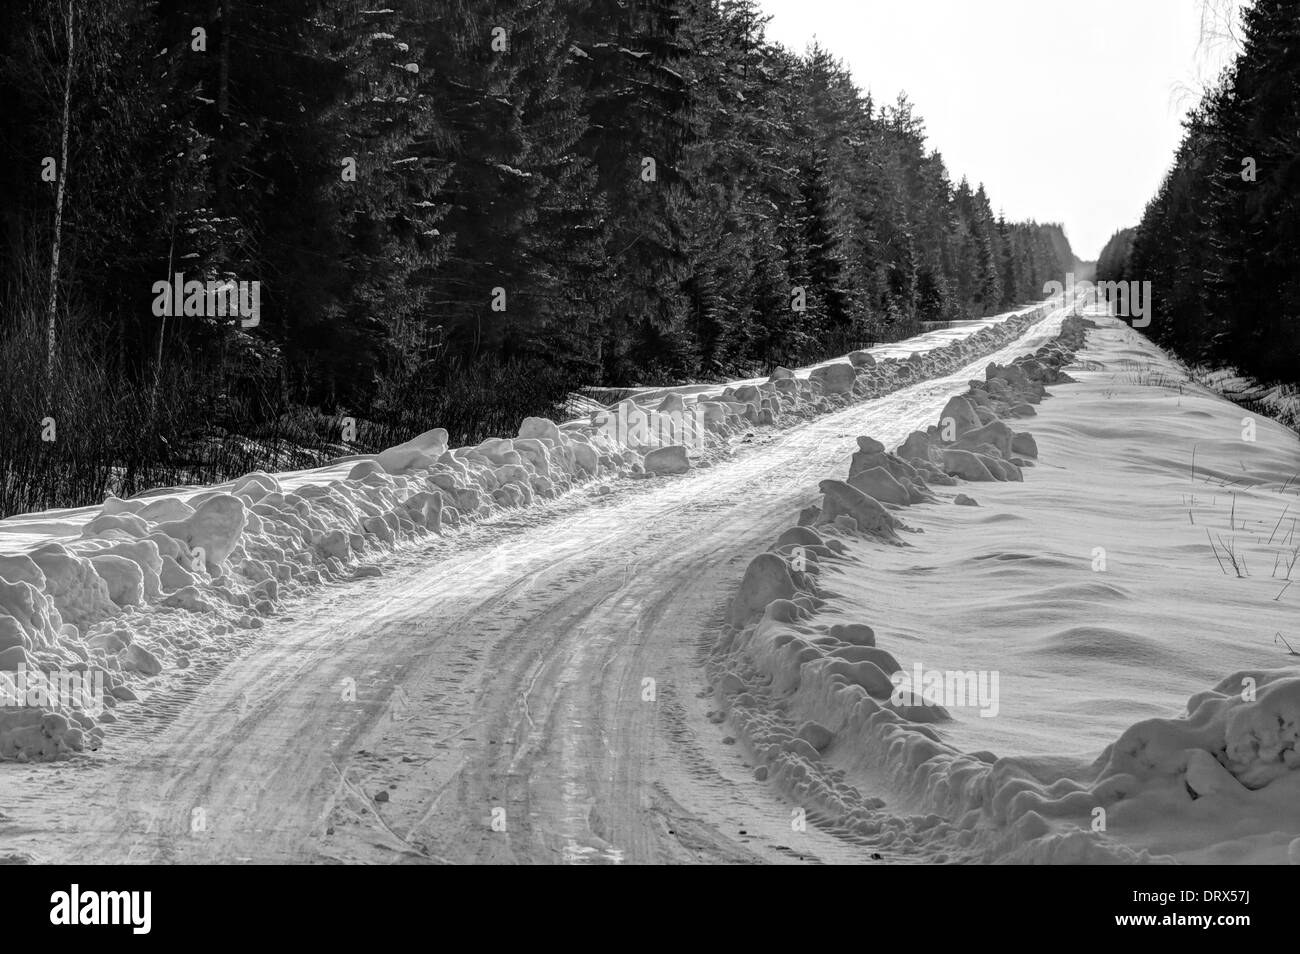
[1,311,1073,864]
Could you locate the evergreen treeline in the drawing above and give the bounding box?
[0,0,1074,514]
[1096,0,1300,384]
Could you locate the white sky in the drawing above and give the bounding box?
[758,0,1249,259]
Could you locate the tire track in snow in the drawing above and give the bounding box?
[0,307,1069,864]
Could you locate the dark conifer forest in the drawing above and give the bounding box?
[0,0,1079,514]
[1096,0,1300,386]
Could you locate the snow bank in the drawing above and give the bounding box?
[708,315,1300,863]
[0,417,642,759]
[0,298,1062,761]
[604,299,1063,451]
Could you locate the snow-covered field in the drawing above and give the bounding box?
[1,298,1295,865]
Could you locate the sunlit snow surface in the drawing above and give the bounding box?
[3,299,1296,868]
[715,314,1300,864]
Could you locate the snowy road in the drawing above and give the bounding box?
[4,310,1070,865]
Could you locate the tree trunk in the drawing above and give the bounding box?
[46,0,75,384]
[215,0,231,207]
[150,227,176,421]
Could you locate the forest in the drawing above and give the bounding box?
[1096,0,1300,388]
[0,0,1078,516]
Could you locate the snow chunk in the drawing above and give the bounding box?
[155,494,248,574]
[374,427,448,475]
